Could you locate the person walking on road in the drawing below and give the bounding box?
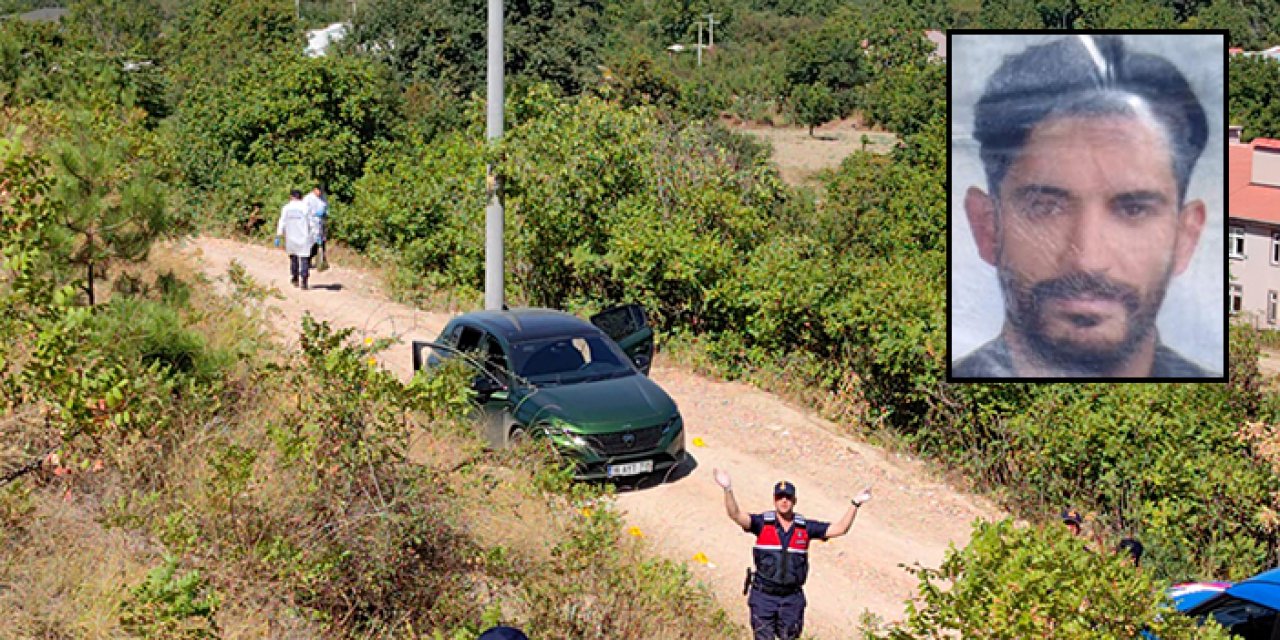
[302,185,328,269]
[275,189,318,290]
[714,468,872,640]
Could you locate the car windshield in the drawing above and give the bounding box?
[1194,595,1279,639]
[510,334,635,385]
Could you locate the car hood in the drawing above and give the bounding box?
[515,374,677,432]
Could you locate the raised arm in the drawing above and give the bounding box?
[713,468,751,530]
[825,487,872,539]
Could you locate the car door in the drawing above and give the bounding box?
[414,322,511,448]
[474,331,515,447]
[590,304,655,375]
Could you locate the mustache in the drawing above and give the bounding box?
[1030,273,1141,311]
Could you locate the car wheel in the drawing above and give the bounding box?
[507,424,529,448]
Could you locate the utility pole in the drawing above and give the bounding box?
[697,20,703,67]
[485,0,505,311]
[706,13,717,49]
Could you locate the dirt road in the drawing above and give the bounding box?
[176,236,1003,638]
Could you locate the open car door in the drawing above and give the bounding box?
[590,304,655,375]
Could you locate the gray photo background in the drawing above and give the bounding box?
[950,33,1226,374]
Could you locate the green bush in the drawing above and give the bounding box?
[336,129,487,295]
[119,557,220,639]
[90,297,226,380]
[173,51,401,216]
[865,520,1230,640]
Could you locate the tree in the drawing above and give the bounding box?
[976,0,1044,28]
[350,0,607,97]
[67,0,165,57]
[862,60,945,137]
[47,117,169,305]
[606,51,681,109]
[173,53,400,207]
[1075,0,1176,28]
[864,520,1231,640]
[790,83,837,136]
[1229,54,1280,141]
[782,16,865,110]
[1186,0,1263,48]
[160,0,296,101]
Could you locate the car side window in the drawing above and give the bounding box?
[456,326,483,353]
[1196,596,1278,640]
[440,323,461,347]
[483,336,509,380]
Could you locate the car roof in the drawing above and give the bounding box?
[1226,567,1280,611]
[454,308,601,343]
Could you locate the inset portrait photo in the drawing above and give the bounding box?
[949,32,1227,381]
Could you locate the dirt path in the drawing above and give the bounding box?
[175,236,1004,638]
[730,117,898,186]
[1260,349,1280,378]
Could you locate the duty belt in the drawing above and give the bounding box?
[754,582,802,597]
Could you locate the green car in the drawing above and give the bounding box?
[412,305,686,480]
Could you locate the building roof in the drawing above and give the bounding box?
[924,29,947,59]
[7,7,67,22]
[1254,137,1280,151]
[304,22,349,58]
[1230,140,1280,225]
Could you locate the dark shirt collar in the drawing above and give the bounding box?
[953,335,1215,378]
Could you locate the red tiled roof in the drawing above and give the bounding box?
[1230,141,1280,225]
[1253,138,1280,151]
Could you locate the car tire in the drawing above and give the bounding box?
[507,424,529,448]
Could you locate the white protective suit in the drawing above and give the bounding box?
[276,198,318,257]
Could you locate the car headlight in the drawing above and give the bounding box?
[539,419,590,448]
[661,415,682,435]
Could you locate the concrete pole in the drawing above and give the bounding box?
[706,13,716,49]
[697,21,703,67]
[485,0,505,311]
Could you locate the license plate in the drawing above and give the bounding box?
[607,460,653,477]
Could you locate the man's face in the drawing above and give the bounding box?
[774,494,795,517]
[966,114,1205,372]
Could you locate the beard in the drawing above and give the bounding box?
[998,269,1171,374]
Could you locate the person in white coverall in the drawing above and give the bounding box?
[302,186,328,244]
[275,189,319,289]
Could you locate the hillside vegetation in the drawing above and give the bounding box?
[2,0,1278,637]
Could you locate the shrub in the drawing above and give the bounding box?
[119,557,221,640]
[173,51,401,218]
[865,520,1230,640]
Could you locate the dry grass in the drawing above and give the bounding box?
[1,246,738,639]
[729,116,899,186]
[0,483,157,639]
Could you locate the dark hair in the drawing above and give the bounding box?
[1117,537,1144,566]
[974,35,1208,204]
[290,189,303,199]
[477,627,528,640]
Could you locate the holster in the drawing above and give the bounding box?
[743,567,754,596]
